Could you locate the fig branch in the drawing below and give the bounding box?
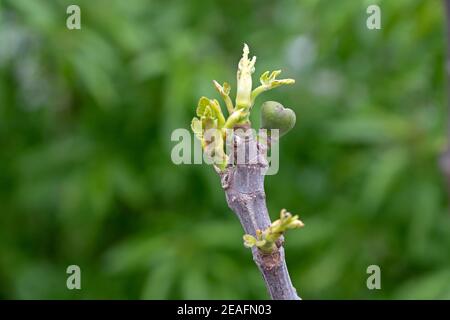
[190,44,302,300]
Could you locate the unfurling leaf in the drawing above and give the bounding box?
[251,70,295,106]
[243,234,257,248]
[213,80,234,114]
[191,117,203,139]
[236,43,256,110]
[243,209,304,253]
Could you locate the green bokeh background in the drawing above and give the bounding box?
[1,0,450,299]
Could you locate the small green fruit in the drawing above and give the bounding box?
[260,101,296,137]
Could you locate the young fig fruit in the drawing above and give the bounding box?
[260,101,296,137]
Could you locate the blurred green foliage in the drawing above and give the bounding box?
[1,0,450,299]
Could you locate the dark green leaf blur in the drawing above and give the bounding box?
[1,0,449,299]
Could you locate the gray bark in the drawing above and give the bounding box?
[219,125,300,300]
